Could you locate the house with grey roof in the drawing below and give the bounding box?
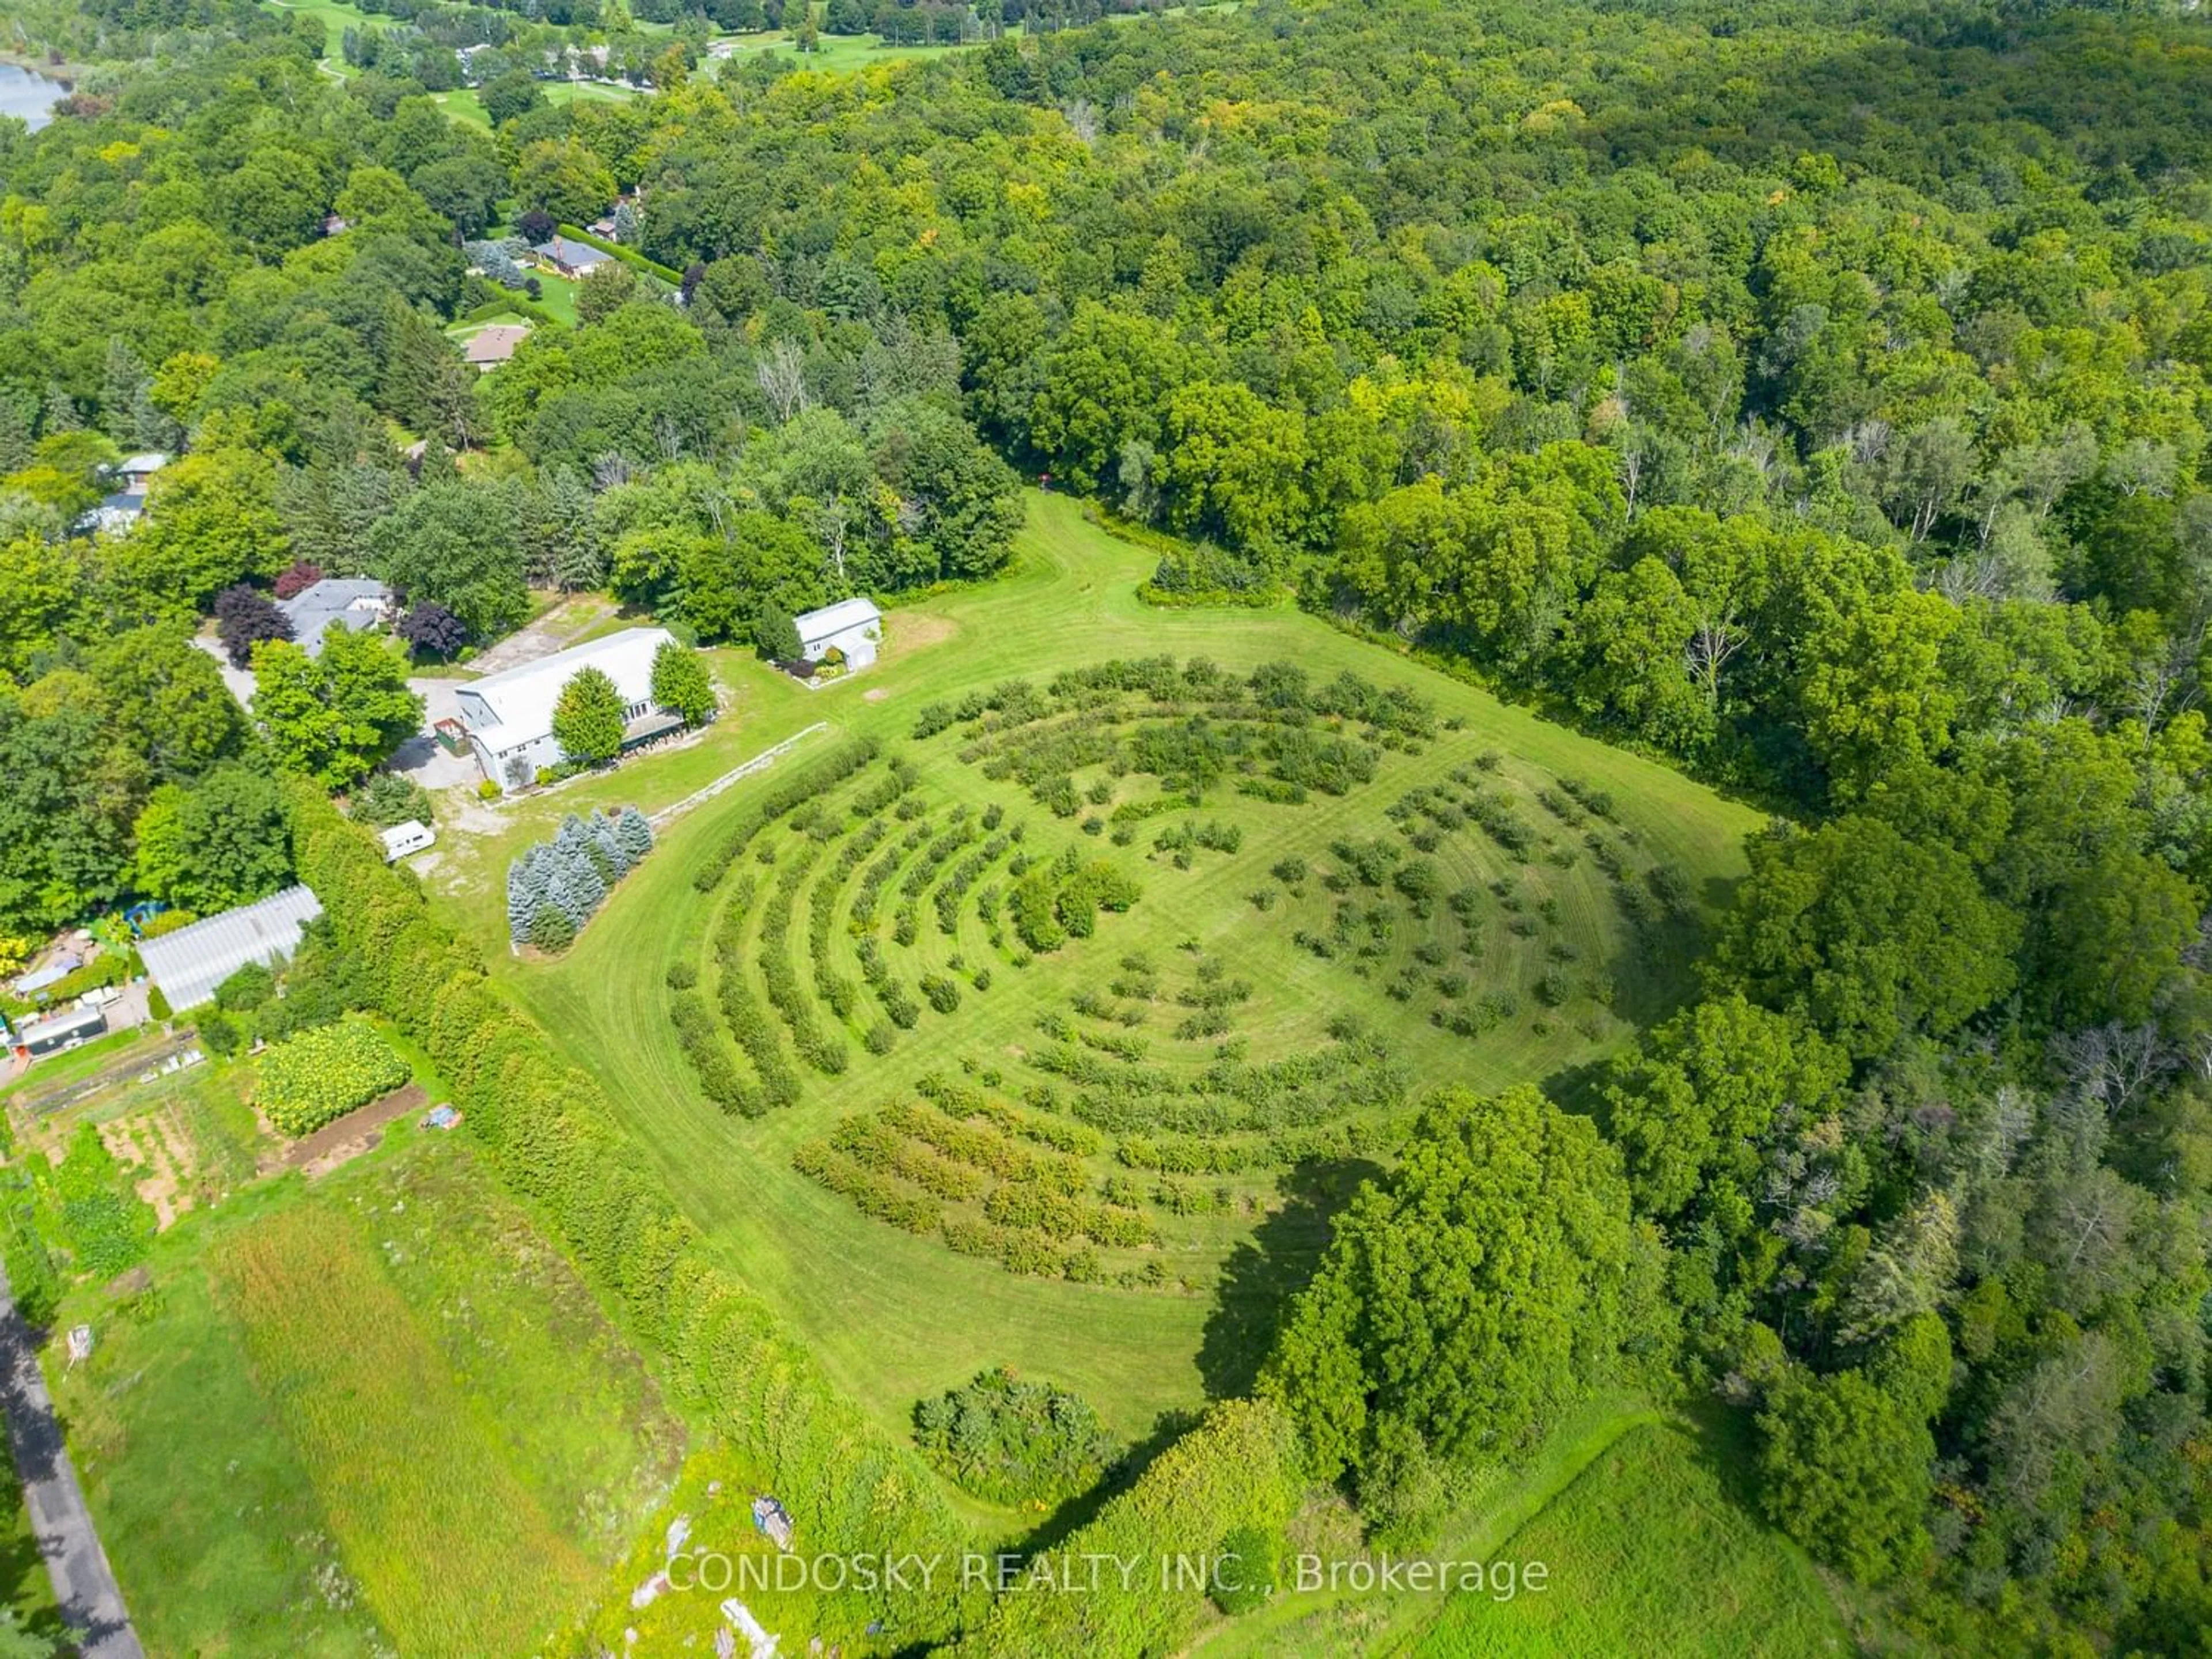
[796,597,883,672]
[532,236,612,279]
[77,451,169,536]
[278,578,392,658]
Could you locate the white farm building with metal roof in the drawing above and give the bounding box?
[454,626,681,786]
[795,598,882,671]
[137,885,324,1013]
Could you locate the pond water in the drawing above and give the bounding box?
[0,63,67,132]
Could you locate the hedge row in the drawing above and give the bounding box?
[692,738,880,893]
[284,783,978,1639]
[793,1139,941,1234]
[880,1101,1091,1196]
[669,987,753,1114]
[915,1076,1107,1159]
[1113,1119,1399,1175]
[827,1114,985,1202]
[981,1183,1158,1249]
[760,852,848,1075]
[939,1213,1100,1281]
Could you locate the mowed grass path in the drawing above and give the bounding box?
[486,494,1764,1440]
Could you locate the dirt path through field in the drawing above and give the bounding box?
[259,1084,428,1178]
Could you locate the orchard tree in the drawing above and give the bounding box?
[552,666,625,765]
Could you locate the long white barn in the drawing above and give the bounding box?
[456,626,679,786]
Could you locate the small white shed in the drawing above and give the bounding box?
[794,598,882,672]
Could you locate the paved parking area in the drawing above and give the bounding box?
[393,678,480,789]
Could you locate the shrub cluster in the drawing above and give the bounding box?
[856,935,921,1027]
[935,834,1013,934]
[851,819,934,929]
[913,1369,1122,1508]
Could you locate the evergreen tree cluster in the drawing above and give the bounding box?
[506,806,654,949]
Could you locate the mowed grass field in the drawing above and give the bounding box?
[44,1131,684,1654]
[462,494,1764,1444]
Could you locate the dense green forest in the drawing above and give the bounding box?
[7,0,2212,1648]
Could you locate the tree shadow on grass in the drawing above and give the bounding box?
[1676,1393,1769,1519]
[1195,1157,1380,1402]
[1540,1056,1614,1128]
[1013,1157,1378,1563]
[1604,907,1713,1033]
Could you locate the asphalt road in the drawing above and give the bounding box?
[0,1262,142,1658]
